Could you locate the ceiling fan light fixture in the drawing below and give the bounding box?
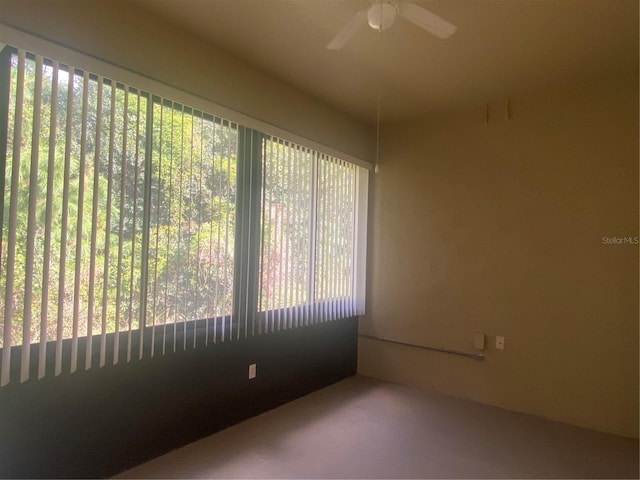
[367,2,397,31]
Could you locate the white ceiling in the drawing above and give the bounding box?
[136,0,638,125]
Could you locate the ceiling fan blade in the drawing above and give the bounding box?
[327,8,368,50]
[399,2,457,39]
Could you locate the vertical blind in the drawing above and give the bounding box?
[0,43,368,387]
[258,138,359,332]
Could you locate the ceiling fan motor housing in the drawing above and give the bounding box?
[367,2,397,31]
[326,0,456,50]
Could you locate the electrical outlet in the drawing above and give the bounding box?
[496,336,505,350]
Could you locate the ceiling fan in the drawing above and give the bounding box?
[327,0,457,50]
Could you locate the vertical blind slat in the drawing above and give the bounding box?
[100,81,117,368]
[178,105,186,351]
[55,64,73,376]
[165,102,171,353]
[70,71,89,374]
[1,50,24,386]
[326,157,332,321]
[308,151,318,326]
[341,161,348,319]
[268,139,275,332]
[126,91,140,363]
[257,138,267,334]
[329,158,336,321]
[216,118,222,343]
[21,54,43,382]
[263,139,271,332]
[85,76,103,371]
[291,145,298,327]
[165,102,175,355]
[355,167,368,315]
[292,146,300,328]
[283,141,291,329]
[319,155,325,324]
[114,85,128,365]
[212,116,219,340]
[138,95,153,360]
[337,160,343,320]
[292,146,299,328]
[277,141,285,331]
[350,168,357,316]
[243,131,250,339]
[322,156,328,323]
[169,105,177,354]
[195,114,204,347]
[249,133,256,338]
[330,157,336,320]
[38,60,58,379]
[150,101,162,357]
[223,121,232,342]
[321,156,327,322]
[347,162,353,316]
[338,160,344,319]
[208,117,214,342]
[186,114,194,347]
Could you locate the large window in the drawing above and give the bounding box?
[258,138,358,332]
[0,40,368,387]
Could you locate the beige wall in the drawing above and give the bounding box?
[359,75,639,438]
[0,0,372,161]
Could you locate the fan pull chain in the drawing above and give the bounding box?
[375,89,381,174]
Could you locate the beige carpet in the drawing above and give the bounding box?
[116,376,639,479]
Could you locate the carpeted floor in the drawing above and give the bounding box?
[116,375,639,479]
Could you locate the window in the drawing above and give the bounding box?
[258,138,359,332]
[148,101,237,350]
[0,37,368,387]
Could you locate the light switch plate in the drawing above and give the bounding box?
[248,363,257,379]
[473,332,485,350]
[496,336,505,350]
